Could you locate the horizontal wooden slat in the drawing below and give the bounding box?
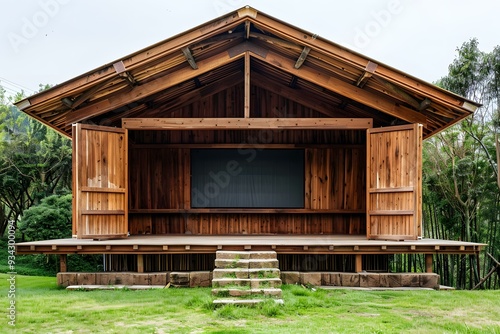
[81,187,126,193]
[128,208,365,214]
[130,143,366,149]
[366,124,417,134]
[81,210,126,215]
[368,187,414,194]
[82,234,128,240]
[368,234,416,241]
[122,118,373,130]
[368,210,414,216]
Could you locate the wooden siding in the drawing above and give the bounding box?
[129,149,190,210]
[305,148,365,210]
[128,144,366,235]
[129,213,365,235]
[366,124,422,240]
[73,124,128,239]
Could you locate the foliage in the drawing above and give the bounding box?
[19,194,72,241]
[1,277,499,333]
[423,39,500,289]
[0,86,72,236]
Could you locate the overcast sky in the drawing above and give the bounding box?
[1,0,499,98]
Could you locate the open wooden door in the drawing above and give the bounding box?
[366,124,422,240]
[72,124,128,239]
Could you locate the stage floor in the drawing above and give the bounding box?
[16,234,485,255]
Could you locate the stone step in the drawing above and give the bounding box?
[212,288,282,298]
[212,268,281,279]
[213,299,284,306]
[215,251,251,260]
[213,268,250,279]
[66,285,165,291]
[248,268,280,279]
[212,278,282,289]
[216,251,277,260]
[214,259,279,269]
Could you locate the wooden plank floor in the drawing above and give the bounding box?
[16,235,485,255]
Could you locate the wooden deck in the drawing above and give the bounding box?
[16,235,484,255]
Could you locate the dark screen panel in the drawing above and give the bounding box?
[191,149,304,208]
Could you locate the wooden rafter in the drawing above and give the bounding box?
[191,32,245,50]
[22,13,247,107]
[65,45,246,125]
[249,32,302,51]
[247,43,427,125]
[143,73,244,117]
[373,76,426,111]
[181,47,198,69]
[65,78,116,110]
[252,72,354,119]
[121,117,373,130]
[248,14,476,113]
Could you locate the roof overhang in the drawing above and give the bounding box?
[15,6,480,139]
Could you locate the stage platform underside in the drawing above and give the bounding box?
[16,235,485,255]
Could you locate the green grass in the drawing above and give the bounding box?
[1,274,500,333]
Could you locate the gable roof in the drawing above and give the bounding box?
[15,6,479,139]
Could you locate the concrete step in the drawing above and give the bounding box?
[212,288,282,298]
[212,268,281,279]
[213,298,284,306]
[212,278,282,288]
[214,259,279,269]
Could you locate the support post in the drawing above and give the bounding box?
[59,254,67,272]
[355,254,363,273]
[425,254,433,273]
[137,254,144,273]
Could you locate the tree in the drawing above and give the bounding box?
[423,39,500,289]
[0,86,72,236]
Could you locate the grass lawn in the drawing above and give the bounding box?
[1,274,499,333]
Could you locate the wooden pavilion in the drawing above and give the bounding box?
[15,6,484,287]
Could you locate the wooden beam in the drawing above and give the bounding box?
[66,46,246,125]
[60,254,67,273]
[122,117,373,130]
[244,52,250,118]
[137,254,144,273]
[26,12,246,106]
[121,72,136,87]
[247,43,427,126]
[181,47,198,69]
[145,72,244,117]
[294,46,311,69]
[249,14,475,113]
[249,32,302,51]
[355,254,363,273]
[245,21,250,39]
[419,98,432,111]
[356,61,378,87]
[69,78,116,110]
[252,72,369,119]
[425,254,433,273]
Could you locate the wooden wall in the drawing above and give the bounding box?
[128,144,366,235]
[127,85,367,236]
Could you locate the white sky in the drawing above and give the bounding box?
[1,0,499,98]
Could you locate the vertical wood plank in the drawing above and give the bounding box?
[244,52,250,118]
